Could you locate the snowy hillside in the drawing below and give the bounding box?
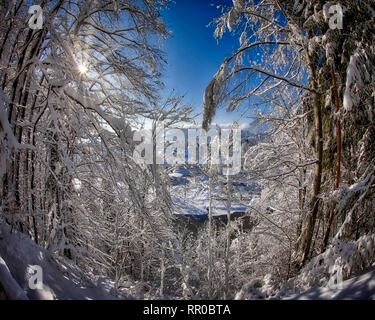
[0,224,120,300]
[287,268,375,300]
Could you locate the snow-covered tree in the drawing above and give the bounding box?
[203,0,375,285]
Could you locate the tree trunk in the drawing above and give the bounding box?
[321,64,342,252]
[159,245,165,297]
[298,58,323,266]
[207,171,213,299]
[224,169,232,299]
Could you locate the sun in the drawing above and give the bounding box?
[77,63,88,75]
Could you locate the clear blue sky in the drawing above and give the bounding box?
[160,0,251,125]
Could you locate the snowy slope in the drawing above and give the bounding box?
[286,268,375,300]
[0,223,118,300]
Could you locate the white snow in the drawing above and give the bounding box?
[173,183,248,217]
[286,267,375,300]
[0,224,122,300]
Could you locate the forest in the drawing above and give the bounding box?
[0,0,374,301]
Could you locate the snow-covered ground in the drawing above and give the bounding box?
[1,221,374,300]
[0,223,120,300]
[286,267,375,300]
[173,185,248,217]
[169,165,252,218]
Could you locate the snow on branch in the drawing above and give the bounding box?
[0,90,19,149]
[0,90,36,176]
[230,66,315,93]
[62,87,132,141]
[334,167,375,240]
[228,41,300,62]
[202,39,310,129]
[202,59,228,130]
[343,45,375,112]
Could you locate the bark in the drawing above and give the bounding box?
[321,64,342,252]
[207,172,213,299]
[298,57,323,266]
[224,169,232,300]
[159,245,165,297]
[0,0,23,61]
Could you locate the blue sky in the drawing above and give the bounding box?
[160,0,251,125]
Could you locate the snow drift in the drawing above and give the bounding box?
[0,223,117,300]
